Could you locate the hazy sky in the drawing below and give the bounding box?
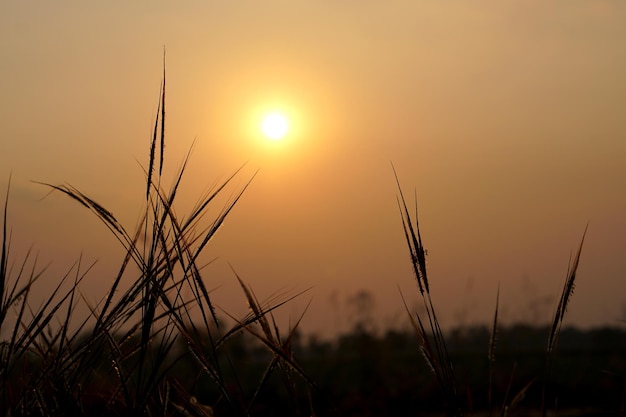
[1,1,625,337]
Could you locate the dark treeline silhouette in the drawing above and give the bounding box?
[164,322,626,416]
[5,317,625,416]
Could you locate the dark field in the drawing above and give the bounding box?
[4,319,626,416]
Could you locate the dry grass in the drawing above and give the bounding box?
[393,165,588,417]
[0,61,312,417]
[541,225,588,417]
[0,59,595,416]
[393,164,460,416]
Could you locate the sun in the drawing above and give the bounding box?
[261,112,289,140]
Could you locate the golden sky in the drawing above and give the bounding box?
[1,1,625,337]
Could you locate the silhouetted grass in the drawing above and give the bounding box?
[394,164,459,416]
[393,165,590,417]
[0,58,612,417]
[0,61,313,417]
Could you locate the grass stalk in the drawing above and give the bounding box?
[488,285,499,417]
[541,225,588,417]
[393,164,460,416]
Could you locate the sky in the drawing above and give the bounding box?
[1,1,625,338]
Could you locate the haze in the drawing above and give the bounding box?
[1,1,625,338]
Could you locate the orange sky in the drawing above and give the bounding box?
[1,1,625,338]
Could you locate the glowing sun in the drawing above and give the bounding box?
[261,112,289,140]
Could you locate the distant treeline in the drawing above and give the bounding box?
[163,323,626,416]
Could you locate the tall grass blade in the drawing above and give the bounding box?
[502,376,536,417]
[541,224,588,417]
[488,284,500,417]
[547,224,588,355]
[147,83,161,201]
[159,49,166,177]
[393,165,460,416]
[392,164,427,295]
[0,174,10,317]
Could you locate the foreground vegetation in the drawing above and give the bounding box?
[1,67,617,416]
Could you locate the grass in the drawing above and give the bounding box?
[0,63,313,417]
[393,166,590,417]
[0,60,603,416]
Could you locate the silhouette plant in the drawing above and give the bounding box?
[0,58,312,417]
[393,164,588,417]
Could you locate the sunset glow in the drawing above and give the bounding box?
[2,0,626,345]
[261,112,289,140]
